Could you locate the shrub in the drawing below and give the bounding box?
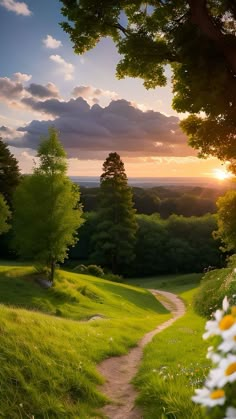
[193,266,236,318]
[86,265,104,278]
[103,272,124,283]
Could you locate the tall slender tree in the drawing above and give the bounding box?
[92,152,137,274]
[0,138,21,206]
[13,128,83,282]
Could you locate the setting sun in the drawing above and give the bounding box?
[213,168,232,181]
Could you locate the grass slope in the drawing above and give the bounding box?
[130,274,210,419]
[0,263,170,418]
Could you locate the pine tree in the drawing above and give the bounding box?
[92,152,137,274]
[0,138,21,206]
[13,128,83,282]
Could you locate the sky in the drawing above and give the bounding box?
[0,0,230,179]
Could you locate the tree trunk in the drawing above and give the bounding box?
[50,259,55,283]
[188,0,236,75]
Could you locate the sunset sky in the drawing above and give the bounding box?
[0,0,229,179]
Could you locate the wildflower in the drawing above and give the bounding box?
[203,309,224,339]
[206,354,236,388]
[223,296,230,312]
[207,347,222,364]
[224,407,236,419]
[192,387,225,407]
[219,324,236,353]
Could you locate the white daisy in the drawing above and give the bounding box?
[192,387,225,407]
[223,296,230,312]
[203,309,224,339]
[219,323,236,353]
[206,354,236,388]
[224,407,236,419]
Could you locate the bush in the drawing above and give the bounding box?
[103,272,124,283]
[193,265,236,317]
[73,264,104,278]
[86,265,104,278]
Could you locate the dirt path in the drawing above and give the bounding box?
[97,290,185,419]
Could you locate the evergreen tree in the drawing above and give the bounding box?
[92,152,137,274]
[13,128,83,282]
[0,138,21,206]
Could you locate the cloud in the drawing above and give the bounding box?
[50,55,74,81]
[0,125,23,140]
[0,0,32,15]
[26,82,60,98]
[72,85,119,104]
[9,97,192,159]
[0,77,24,100]
[13,72,32,82]
[43,35,62,49]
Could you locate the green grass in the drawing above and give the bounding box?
[131,275,210,419]
[0,263,170,418]
[128,272,202,294]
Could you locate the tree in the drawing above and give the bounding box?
[60,1,236,170]
[0,138,21,206]
[13,128,83,282]
[92,152,137,274]
[214,191,236,252]
[0,194,11,235]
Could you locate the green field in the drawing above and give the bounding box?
[0,263,171,418]
[131,275,210,419]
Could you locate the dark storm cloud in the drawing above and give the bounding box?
[9,97,191,159]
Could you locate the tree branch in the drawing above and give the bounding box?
[188,0,236,75]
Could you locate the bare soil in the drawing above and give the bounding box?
[97,290,185,419]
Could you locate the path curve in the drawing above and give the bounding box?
[97,290,185,419]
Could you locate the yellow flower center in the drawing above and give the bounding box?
[210,389,225,399]
[219,315,235,330]
[225,362,236,376]
[231,306,236,317]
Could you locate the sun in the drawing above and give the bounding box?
[213,168,232,181]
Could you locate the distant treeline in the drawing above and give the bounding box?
[80,185,225,218]
[69,212,224,276]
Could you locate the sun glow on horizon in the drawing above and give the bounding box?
[213,168,232,181]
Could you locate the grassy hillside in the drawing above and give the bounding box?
[0,263,170,418]
[131,275,209,418]
[128,272,202,294]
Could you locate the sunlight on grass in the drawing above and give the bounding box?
[0,263,170,418]
[133,278,209,419]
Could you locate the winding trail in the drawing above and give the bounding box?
[97,290,185,419]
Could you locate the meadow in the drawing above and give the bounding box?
[0,262,171,418]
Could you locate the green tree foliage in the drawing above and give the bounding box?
[92,152,138,274]
[13,128,83,282]
[0,137,21,206]
[80,185,218,217]
[71,211,222,276]
[134,213,222,275]
[0,194,11,235]
[60,1,236,170]
[214,191,236,252]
